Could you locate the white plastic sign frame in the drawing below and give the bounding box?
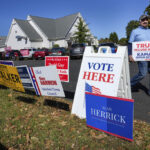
[71,46,131,119]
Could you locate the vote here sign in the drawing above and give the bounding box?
[132,41,150,61]
[45,56,69,82]
[72,49,124,118]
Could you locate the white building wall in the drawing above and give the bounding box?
[0,47,5,52]
[30,42,43,48]
[27,16,51,48]
[54,40,68,48]
[6,20,31,50]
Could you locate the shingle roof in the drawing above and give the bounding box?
[0,36,7,47]
[14,19,43,42]
[55,13,79,39]
[29,16,56,40]
[30,13,79,40]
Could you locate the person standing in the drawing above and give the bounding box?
[128,14,150,95]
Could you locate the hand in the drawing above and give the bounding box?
[129,55,135,62]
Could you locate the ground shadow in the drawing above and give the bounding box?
[25,89,36,96]
[0,143,8,150]
[0,85,8,89]
[44,99,70,111]
[136,83,149,95]
[64,91,74,100]
[16,96,37,104]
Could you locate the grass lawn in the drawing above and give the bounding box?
[0,87,150,150]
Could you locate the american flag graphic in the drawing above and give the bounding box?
[85,82,101,95]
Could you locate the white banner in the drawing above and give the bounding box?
[30,66,65,97]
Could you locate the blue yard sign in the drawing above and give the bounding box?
[17,65,34,89]
[85,87,134,141]
[0,60,14,66]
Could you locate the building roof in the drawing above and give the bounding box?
[14,19,43,42]
[29,13,79,40]
[0,36,7,47]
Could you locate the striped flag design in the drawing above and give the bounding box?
[85,82,101,95]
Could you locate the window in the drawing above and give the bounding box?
[17,38,22,41]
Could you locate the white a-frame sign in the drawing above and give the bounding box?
[71,46,131,119]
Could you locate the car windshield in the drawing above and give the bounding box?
[99,43,115,47]
[51,48,65,52]
[36,49,45,51]
[71,44,84,48]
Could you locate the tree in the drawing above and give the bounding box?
[99,38,110,44]
[126,20,139,41]
[118,38,127,45]
[144,4,150,28]
[144,4,150,15]
[109,32,118,43]
[73,18,90,44]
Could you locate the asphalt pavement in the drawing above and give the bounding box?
[14,59,150,124]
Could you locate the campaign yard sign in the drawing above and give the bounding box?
[45,56,69,82]
[0,60,14,66]
[85,86,134,141]
[132,41,150,61]
[0,64,25,92]
[30,66,65,97]
[16,65,34,88]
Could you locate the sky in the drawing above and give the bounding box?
[0,0,149,40]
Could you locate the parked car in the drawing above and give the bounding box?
[8,50,23,60]
[20,48,37,59]
[99,42,117,53]
[70,43,85,59]
[49,47,67,56]
[33,48,49,59]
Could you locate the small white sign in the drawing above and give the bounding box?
[30,66,65,97]
[132,41,150,61]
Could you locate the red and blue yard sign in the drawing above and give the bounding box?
[85,83,134,141]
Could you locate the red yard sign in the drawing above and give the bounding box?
[45,56,69,82]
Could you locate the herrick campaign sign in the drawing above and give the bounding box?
[132,41,150,61]
[86,90,134,141]
[30,66,65,97]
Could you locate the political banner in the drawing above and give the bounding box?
[0,60,14,66]
[86,88,134,141]
[0,64,25,92]
[45,56,69,82]
[132,41,150,61]
[16,65,34,88]
[30,66,65,97]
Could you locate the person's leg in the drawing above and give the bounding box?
[131,61,148,86]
